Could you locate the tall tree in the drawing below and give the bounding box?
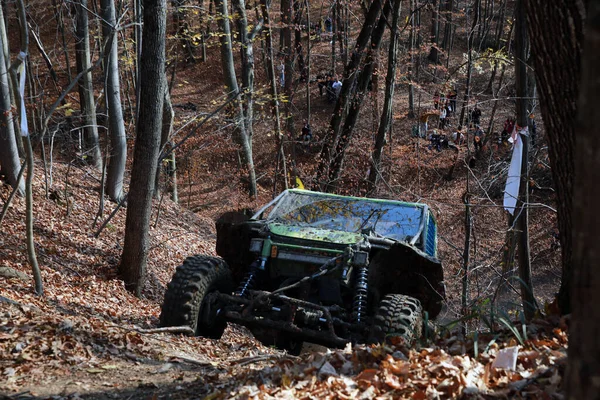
[101,0,127,202]
[10,0,42,295]
[74,0,102,169]
[314,0,383,191]
[119,0,167,296]
[427,0,440,62]
[568,3,600,398]
[0,31,24,194]
[368,0,401,193]
[261,0,287,192]
[215,0,257,196]
[323,0,391,190]
[525,0,585,314]
[514,0,535,319]
[233,0,262,151]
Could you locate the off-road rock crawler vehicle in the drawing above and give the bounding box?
[160,189,445,351]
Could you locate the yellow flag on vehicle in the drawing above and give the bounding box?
[295,177,305,189]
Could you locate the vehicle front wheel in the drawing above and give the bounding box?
[368,294,423,345]
[160,255,233,339]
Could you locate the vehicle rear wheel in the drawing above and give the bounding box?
[160,255,233,339]
[368,294,423,345]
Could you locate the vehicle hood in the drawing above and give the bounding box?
[268,222,364,245]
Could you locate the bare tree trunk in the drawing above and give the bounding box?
[282,0,295,158]
[367,0,401,193]
[101,0,127,203]
[306,0,311,122]
[568,3,600,397]
[408,0,416,118]
[0,29,24,194]
[514,0,535,319]
[441,0,453,51]
[155,86,174,198]
[331,1,336,73]
[119,0,167,296]
[324,0,390,191]
[314,0,383,191]
[427,0,439,63]
[524,0,583,314]
[216,0,257,196]
[261,0,287,192]
[134,0,143,120]
[458,0,479,129]
[484,0,508,93]
[11,0,42,295]
[233,0,262,151]
[74,0,102,169]
[462,192,472,331]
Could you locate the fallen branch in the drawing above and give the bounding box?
[228,353,300,366]
[0,295,21,305]
[134,326,195,335]
[168,353,217,367]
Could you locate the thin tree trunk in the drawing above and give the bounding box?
[306,0,311,123]
[216,0,257,196]
[324,0,390,191]
[408,0,415,118]
[427,0,439,63]
[155,86,174,198]
[74,0,102,169]
[262,0,287,192]
[12,0,42,295]
[314,0,383,191]
[119,0,167,296]
[458,0,479,129]
[441,0,452,49]
[462,192,472,331]
[0,28,24,194]
[101,0,127,203]
[331,1,336,73]
[514,0,535,319]
[52,0,73,81]
[367,0,401,193]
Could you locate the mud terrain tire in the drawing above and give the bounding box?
[369,294,423,344]
[160,255,233,339]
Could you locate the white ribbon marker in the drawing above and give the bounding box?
[503,125,528,215]
[17,51,28,137]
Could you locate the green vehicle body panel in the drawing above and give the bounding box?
[268,222,364,245]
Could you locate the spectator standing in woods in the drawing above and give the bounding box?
[501,117,515,145]
[448,88,458,114]
[326,75,336,102]
[473,125,484,152]
[439,107,447,129]
[471,105,482,125]
[429,129,442,152]
[317,73,328,96]
[279,60,285,87]
[332,76,342,99]
[301,120,312,145]
[325,17,332,32]
[433,91,440,109]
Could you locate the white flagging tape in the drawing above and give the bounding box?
[503,125,529,215]
[17,51,28,137]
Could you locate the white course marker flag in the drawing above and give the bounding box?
[503,125,528,215]
[17,51,28,137]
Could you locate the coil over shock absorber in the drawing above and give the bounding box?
[353,265,369,323]
[235,260,260,297]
